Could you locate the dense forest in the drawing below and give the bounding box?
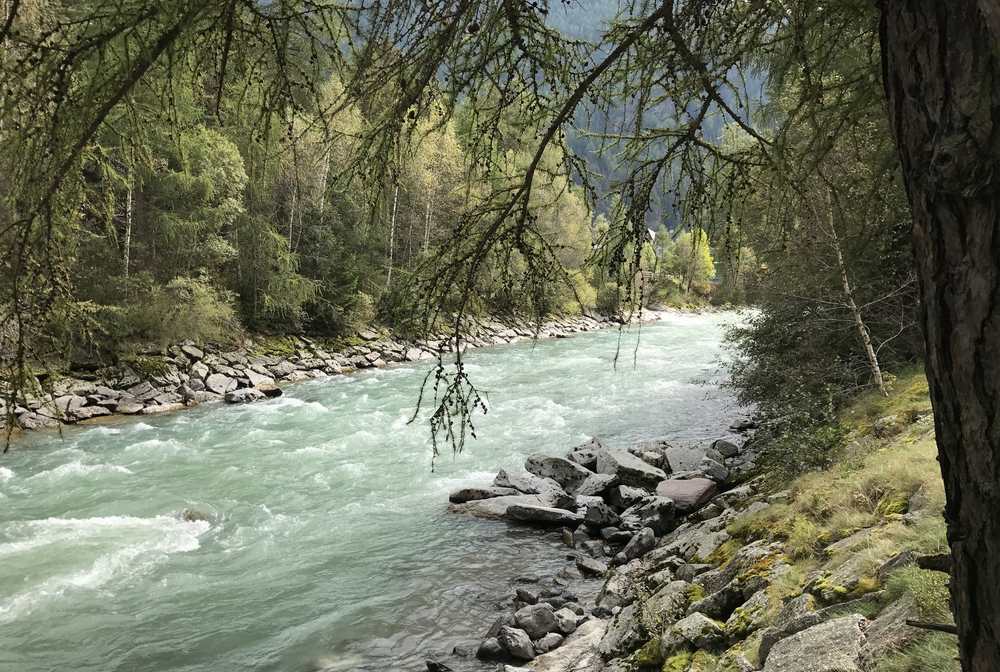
[2,2,1000,669]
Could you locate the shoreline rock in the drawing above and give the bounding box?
[4,313,638,436]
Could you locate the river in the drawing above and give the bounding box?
[0,311,741,672]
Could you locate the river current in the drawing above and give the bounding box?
[0,311,741,672]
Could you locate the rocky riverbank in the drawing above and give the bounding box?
[432,378,951,672]
[3,312,643,434]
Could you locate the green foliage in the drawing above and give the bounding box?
[127,276,241,347]
[877,633,960,672]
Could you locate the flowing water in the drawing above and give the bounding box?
[0,312,742,672]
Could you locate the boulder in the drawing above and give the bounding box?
[699,457,730,483]
[619,527,655,563]
[498,626,536,660]
[530,618,606,672]
[16,411,60,430]
[476,637,504,659]
[597,603,642,658]
[576,556,608,577]
[448,486,519,503]
[656,478,718,512]
[661,612,727,650]
[763,615,867,672]
[605,485,649,510]
[575,473,618,497]
[566,438,604,471]
[72,405,111,421]
[495,469,572,506]
[180,344,204,360]
[712,438,741,458]
[534,632,564,654]
[859,596,920,669]
[205,373,237,395]
[525,454,593,492]
[224,388,266,404]
[450,493,563,520]
[584,501,620,528]
[514,603,558,639]
[596,448,667,489]
[553,608,579,635]
[246,370,276,388]
[644,579,693,625]
[115,397,145,414]
[53,394,87,417]
[619,496,676,535]
[506,505,583,527]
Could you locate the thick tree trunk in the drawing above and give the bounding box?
[880,3,1000,669]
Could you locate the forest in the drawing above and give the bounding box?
[1,2,999,672]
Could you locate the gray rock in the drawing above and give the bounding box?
[534,632,564,654]
[141,402,185,414]
[605,485,649,510]
[448,486,519,503]
[619,496,676,535]
[180,344,204,360]
[53,394,87,417]
[498,626,536,660]
[763,614,867,672]
[246,370,276,388]
[72,405,111,421]
[205,373,236,395]
[619,527,655,562]
[584,501,620,528]
[525,454,593,492]
[597,602,642,657]
[656,478,719,512]
[675,563,713,582]
[644,579,692,625]
[476,637,504,659]
[115,397,145,414]
[224,388,266,404]
[514,602,558,639]
[530,618,606,672]
[712,438,741,458]
[495,469,571,502]
[699,457,730,483]
[566,437,603,471]
[859,596,920,669]
[575,473,617,497]
[450,493,565,520]
[16,411,60,429]
[595,448,667,489]
[661,612,726,650]
[553,607,579,635]
[505,505,583,527]
[576,556,608,577]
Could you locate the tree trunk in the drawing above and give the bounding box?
[825,188,888,396]
[880,3,1000,669]
[386,183,399,291]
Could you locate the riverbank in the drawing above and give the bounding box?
[439,370,954,672]
[3,310,698,436]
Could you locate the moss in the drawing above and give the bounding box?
[632,638,663,668]
[811,573,850,603]
[661,651,693,672]
[688,651,718,672]
[786,516,828,560]
[706,539,741,566]
[850,574,882,598]
[250,335,299,357]
[122,355,170,378]
[686,583,706,603]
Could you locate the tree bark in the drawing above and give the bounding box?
[386,182,399,291]
[880,3,1000,669]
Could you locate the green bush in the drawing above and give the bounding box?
[128,275,242,346]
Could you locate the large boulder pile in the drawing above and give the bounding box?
[447,431,760,666]
[7,314,617,432]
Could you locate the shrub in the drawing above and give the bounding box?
[128,275,241,346]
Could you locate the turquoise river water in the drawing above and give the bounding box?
[0,312,741,672]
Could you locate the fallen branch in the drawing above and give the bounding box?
[916,553,952,573]
[906,620,958,635]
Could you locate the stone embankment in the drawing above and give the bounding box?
[4,314,622,433]
[436,425,925,672]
